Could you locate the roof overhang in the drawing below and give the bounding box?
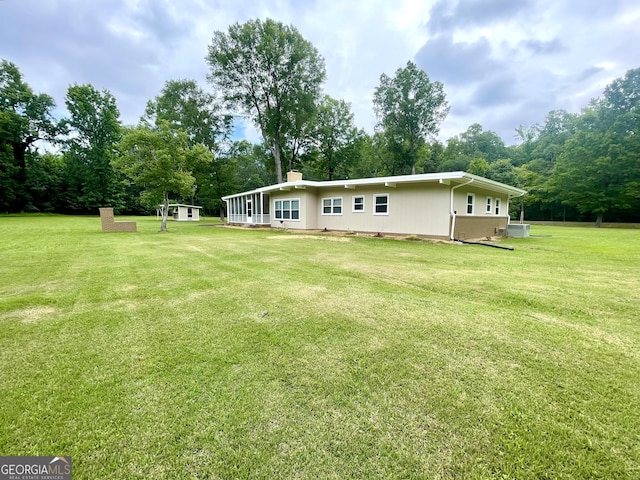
[158,203,203,208]
[221,171,527,201]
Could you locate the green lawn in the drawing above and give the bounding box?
[1,215,638,479]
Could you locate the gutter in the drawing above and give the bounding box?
[450,178,474,240]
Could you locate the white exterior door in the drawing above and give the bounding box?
[246,198,253,224]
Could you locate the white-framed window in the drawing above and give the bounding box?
[495,198,501,215]
[274,199,300,220]
[374,194,389,215]
[322,197,342,215]
[352,195,365,212]
[486,197,492,214]
[466,193,475,215]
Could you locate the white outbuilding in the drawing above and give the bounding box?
[157,203,202,222]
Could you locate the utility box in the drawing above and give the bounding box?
[507,223,530,238]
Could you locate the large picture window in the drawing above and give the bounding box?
[274,199,300,220]
[374,194,389,215]
[322,197,342,215]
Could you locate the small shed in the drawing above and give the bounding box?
[157,204,202,221]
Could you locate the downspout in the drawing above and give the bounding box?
[450,178,474,240]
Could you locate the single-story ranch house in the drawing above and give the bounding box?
[222,171,526,240]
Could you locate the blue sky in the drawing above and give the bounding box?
[1,0,638,145]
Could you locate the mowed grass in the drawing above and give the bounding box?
[0,215,638,479]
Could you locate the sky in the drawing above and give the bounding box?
[1,0,639,145]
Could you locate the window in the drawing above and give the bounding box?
[322,197,342,215]
[495,198,501,215]
[486,197,492,214]
[466,193,475,215]
[374,194,389,215]
[352,196,365,212]
[274,199,300,220]
[187,207,193,218]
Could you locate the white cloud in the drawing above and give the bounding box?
[0,0,638,146]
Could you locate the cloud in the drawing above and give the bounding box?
[415,34,497,86]
[519,38,566,55]
[1,0,639,147]
[470,74,520,108]
[427,0,534,34]
[576,66,606,83]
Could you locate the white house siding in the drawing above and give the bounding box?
[452,186,508,218]
[224,172,526,238]
[451,186,510,239]
[270,190,318,230]
[271,183,452,237]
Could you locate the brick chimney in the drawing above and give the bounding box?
[286,171,303,182]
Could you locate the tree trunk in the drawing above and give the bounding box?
[274,150,283,184]
[258,122,283,184]
[219,206,225,222]
[161,191,169,232]
[273,132,283,184]
[595,212,603,228]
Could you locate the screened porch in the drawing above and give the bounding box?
[225,192,271,225]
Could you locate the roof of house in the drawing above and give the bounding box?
[158,204,202,208]
[222,171,527,201]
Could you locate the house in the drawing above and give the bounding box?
[221,171,526,240]
[156,203,202,221]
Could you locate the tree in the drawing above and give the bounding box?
[538,70,640,225]
[61,84,123,212]
[373,61,448,175]
[523,110,578,220]
[0,59,58,212]
[512,124,540,166]
[225,140,275,192]
[143,79,233,216]
[551,99,639,226]
[602,67,640,114]
[142,79,231,151]
[114,122,211,231]
[458,123,508,163]
[206,18,326,183]
[25,152,66,213]
[346,132,385,179]
[308,95,360,180]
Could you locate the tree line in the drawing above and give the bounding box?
[1,18,639,224]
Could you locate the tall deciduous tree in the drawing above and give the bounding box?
[143,79,233,216]
[142,79,231,151]
[62,84,122,212]
[206,18,326,183]
[114,121,211,231]
[309,95,360,180]
[552,98,639,226]
[373,61,448,175]
[0,59,58,212]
